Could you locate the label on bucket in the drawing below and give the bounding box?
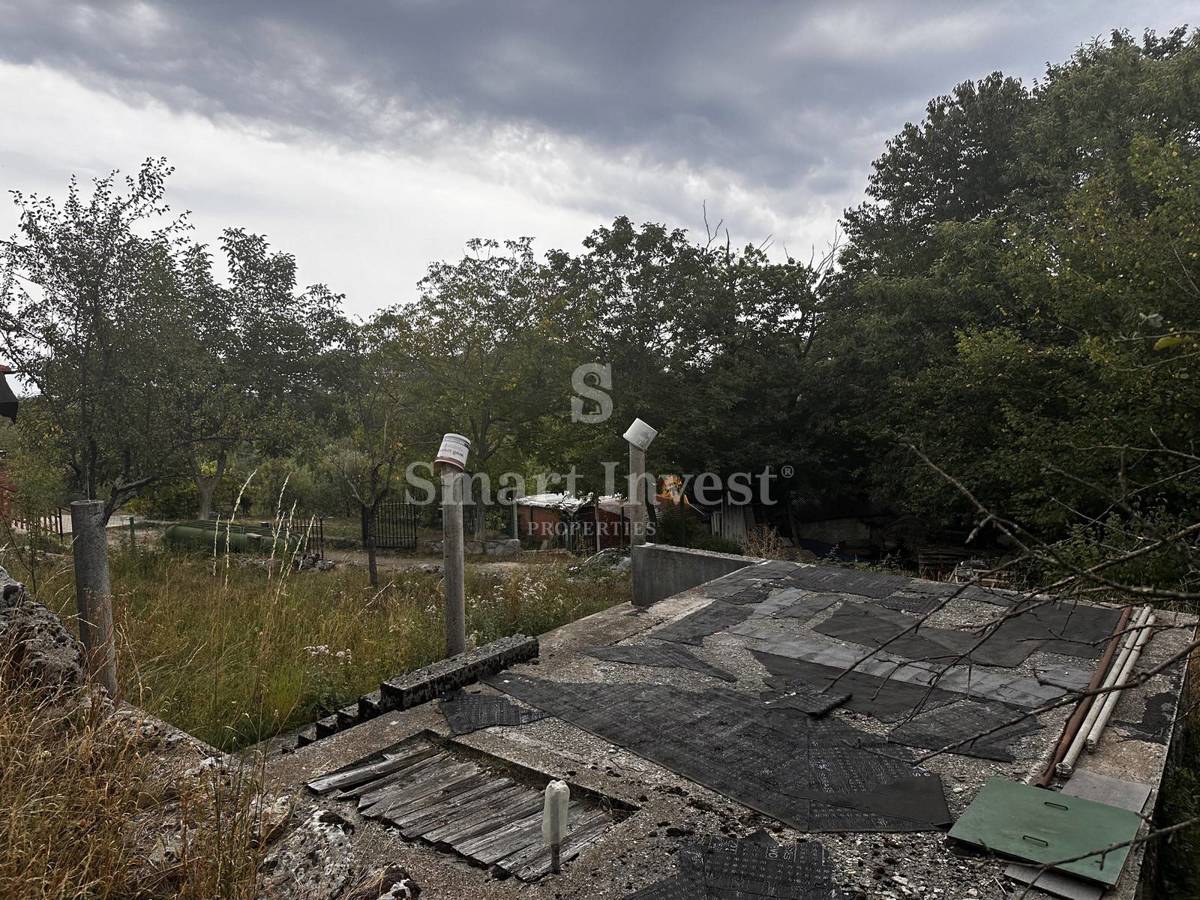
[435,433,471,470]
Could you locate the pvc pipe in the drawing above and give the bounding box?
[543,780,570,873]
[1034,604,1133,787]
[1056,605,1150,777]
[1085,612,1156,752]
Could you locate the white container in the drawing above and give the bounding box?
[622,418,658,451]
[542,779,570,845]
[434,433,471,470]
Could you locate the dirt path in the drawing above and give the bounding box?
[321,547,532,575]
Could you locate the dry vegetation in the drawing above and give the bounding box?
[4,541,630,751]
[0,685,266,899]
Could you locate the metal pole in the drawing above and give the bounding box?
[70,500,118,697]
[442,469,467,656]
[629,445,647,546]
[128,516,136,552]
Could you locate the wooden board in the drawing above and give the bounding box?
[307,736,614,881]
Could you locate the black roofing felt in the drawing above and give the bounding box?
[762,682,851,717]
[1114,690,1179,744]
[816,596,1121,668]
[583,642,737,682]
[438,690,550,735]
[753,650,960,722]
[627,831,853,899]
[651,600,757,646]
[486,673,951,833]
[884,699,1042,762]
[816,601,1036,668]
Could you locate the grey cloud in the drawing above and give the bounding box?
[1,0,1193,231]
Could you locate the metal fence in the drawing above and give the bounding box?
[365,501,419,550]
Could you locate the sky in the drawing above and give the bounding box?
[0,2,1193,317]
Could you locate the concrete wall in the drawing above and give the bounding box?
[632,543,760,607]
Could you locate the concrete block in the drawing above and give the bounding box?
[314,713,341,738]
[632,543,760,607]
[380,634,539,710]
[358,689,386,719]
[335,703,361,730]
[295,725,318,747]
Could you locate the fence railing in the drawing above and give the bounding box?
[5,505,65,541]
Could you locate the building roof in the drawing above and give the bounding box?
[267,556,1192,899]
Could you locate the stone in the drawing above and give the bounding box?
[258,809,355,900]
[484,538,521,556]
[0,566,84,693]
[343,866,422,899]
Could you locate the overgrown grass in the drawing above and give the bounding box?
[6,546,629,751]
[0,685,264,898]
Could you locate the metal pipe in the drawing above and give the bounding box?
[1085,612,1156,752]
[628,445,647,547]
[1056,605,1151,777]
[442,469,467,657]
[1035,605,1132,787]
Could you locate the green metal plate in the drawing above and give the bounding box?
[949,777,1141,886]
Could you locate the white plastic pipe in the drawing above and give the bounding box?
[1056,605,1150,777]
[1085,612,1156,752]
[542,780,570,873]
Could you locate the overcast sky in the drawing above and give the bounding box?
[0,2,1192,317]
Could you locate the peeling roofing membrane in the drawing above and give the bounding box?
[281,557,1193,899]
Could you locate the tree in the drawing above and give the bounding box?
[172,230,342,519]
[547,218,827,495]
[326,319,411,586]
[382,238,575,536]
[810,27,1200,542]
[0,158,190,520]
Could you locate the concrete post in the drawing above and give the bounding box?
[629,445,647,546]
[70,500,118,697]
[442,469,467,656]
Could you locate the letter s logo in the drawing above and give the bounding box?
[570,363,612,424]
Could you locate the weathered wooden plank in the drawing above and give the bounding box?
[386,772,493,826]
[462,804,556,863]
[358,753,452,813]
[512,811,611,880]
[398,779,517,836]
[308,747,428,795]
[424,792,541,845]
[371,763,481,820]
[410,783,529,840]
[420,790,538,845]
[497,807,603,873]
[338,746,442,800]
[354,750,451,807]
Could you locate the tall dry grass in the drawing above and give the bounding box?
[5,541,630,751]
[0,685,265,899]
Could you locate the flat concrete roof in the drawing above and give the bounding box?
[265,559,1194,899]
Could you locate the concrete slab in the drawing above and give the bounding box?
[263,560,1195,899]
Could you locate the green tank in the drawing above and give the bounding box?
[162,520,312,555]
